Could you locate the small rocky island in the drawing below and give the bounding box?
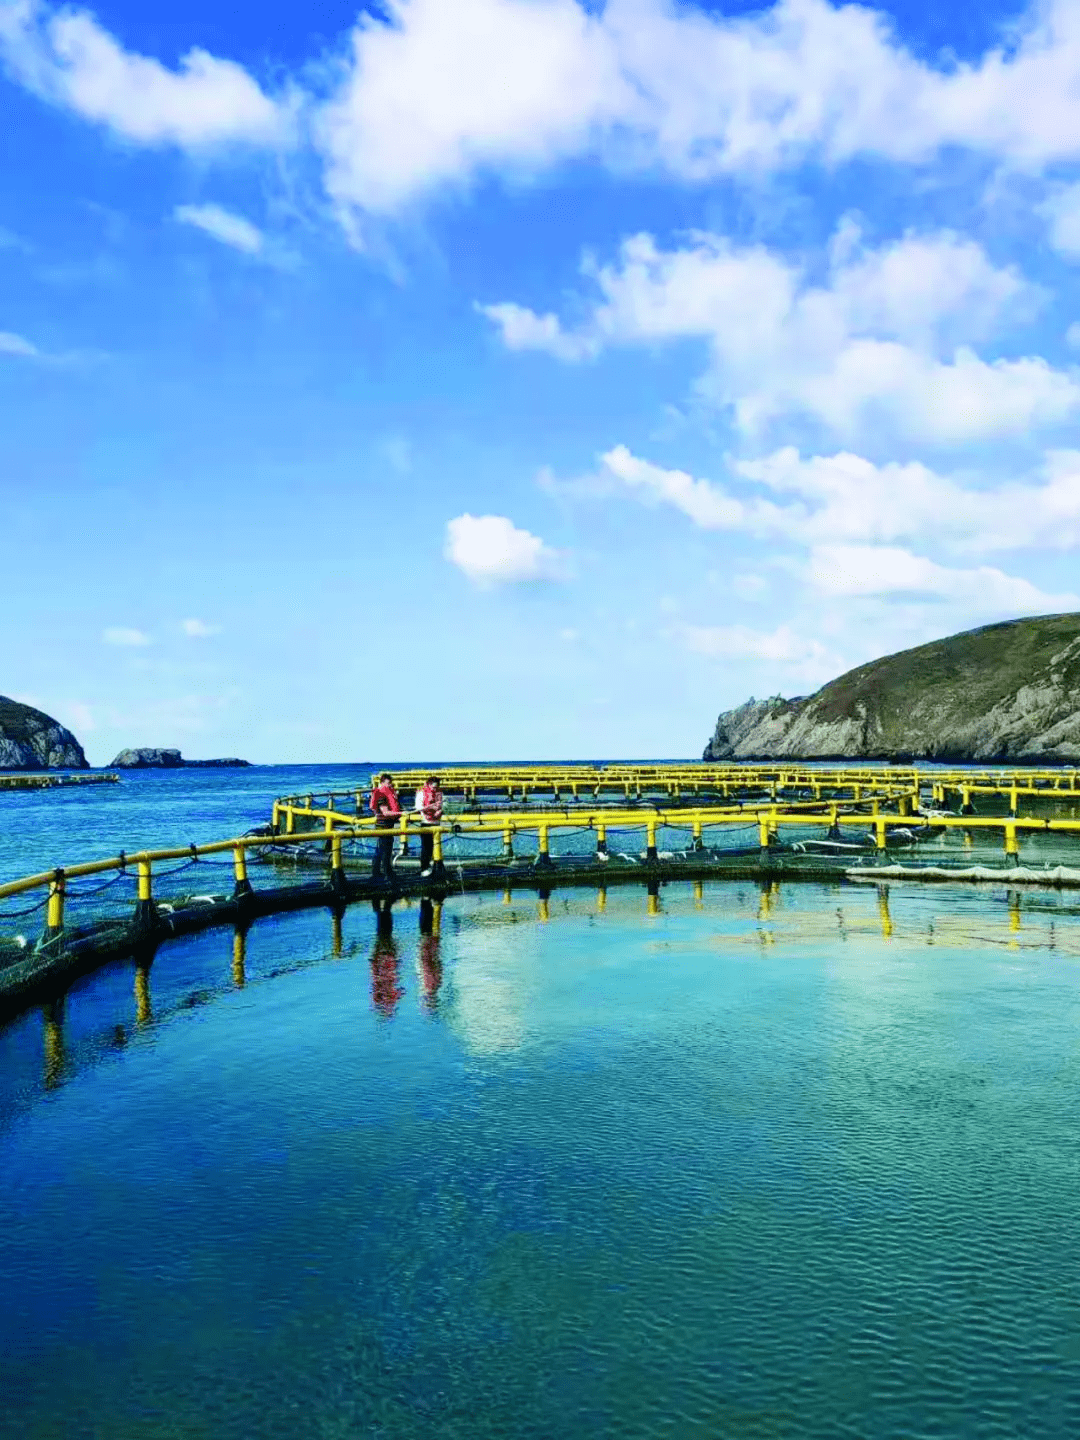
[704,612,1080,762]
[110,748,250,769]
[0,695,87,769]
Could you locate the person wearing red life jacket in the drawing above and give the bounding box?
[369,772,401,883]
[416,775,444,876]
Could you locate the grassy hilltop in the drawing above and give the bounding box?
[704,613,1080,762]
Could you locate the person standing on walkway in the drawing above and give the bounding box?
[369,772,401,883]
[417,775,444,876]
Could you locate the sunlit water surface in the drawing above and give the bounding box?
[3,873,1080,1438]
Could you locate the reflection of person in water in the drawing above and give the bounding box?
[418,898,443,1013]
[370,900,404,1019]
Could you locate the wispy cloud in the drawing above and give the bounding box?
[102,626,151,647]
[181,617,221,638]
[0,330,40,358]
[174,203,263,255]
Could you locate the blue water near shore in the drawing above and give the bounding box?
[4,769,1080,1437]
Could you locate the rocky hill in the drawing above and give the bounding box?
[0,696,87,770]
[110,748,249,768]
[703,613,1080,762]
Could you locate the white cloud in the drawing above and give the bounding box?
[1040,182,1080,257]
[483,226,1068,444]
[0,329,39,357]
[682,622,829,664]
[808,544,1078,614]
[445,512,561,585]
[174,203,263,254]
[477,302,598,362]
[317,0,627,217]
[102,625,151,646]
[314,0,1080,218]
[0,0,290,149]
[181,618,221,638]
[594,442,1080,556]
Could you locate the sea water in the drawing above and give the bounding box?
[2,771,1080,1437]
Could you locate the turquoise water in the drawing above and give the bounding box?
[4,865,1080,1437]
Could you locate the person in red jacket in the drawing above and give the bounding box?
[417,775,444,876]
[369,772,401,883]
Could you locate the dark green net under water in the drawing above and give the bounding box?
[3,879,1080,1439]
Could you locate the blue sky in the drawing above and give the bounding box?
[4,0,1080,764]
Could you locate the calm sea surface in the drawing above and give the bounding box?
[3,769,1080,1437]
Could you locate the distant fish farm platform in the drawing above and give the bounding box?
[0,772,119,792]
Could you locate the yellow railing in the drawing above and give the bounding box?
[277,762,1080,814]
[10,793,1080,953]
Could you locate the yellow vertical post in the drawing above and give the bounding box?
[758,814,771,848]
[233,844,252,898]
[272,801,281,832]
[536,823,551,867]
[44,868,65,939]
[646,819,658,863]
[595,822,608,859]
[330,833,345,895]
[135,857,156,928]
[1009,786,1019,817]
[285,806,296,835]
[692,818,703,851]
[1005,821,1020,863]
[502,825,514,859]
[875,816,887,850]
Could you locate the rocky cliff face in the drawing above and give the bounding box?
[704,613,1080,762]
[0,696,88,770]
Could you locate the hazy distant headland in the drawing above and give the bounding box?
[110,749,251,769]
